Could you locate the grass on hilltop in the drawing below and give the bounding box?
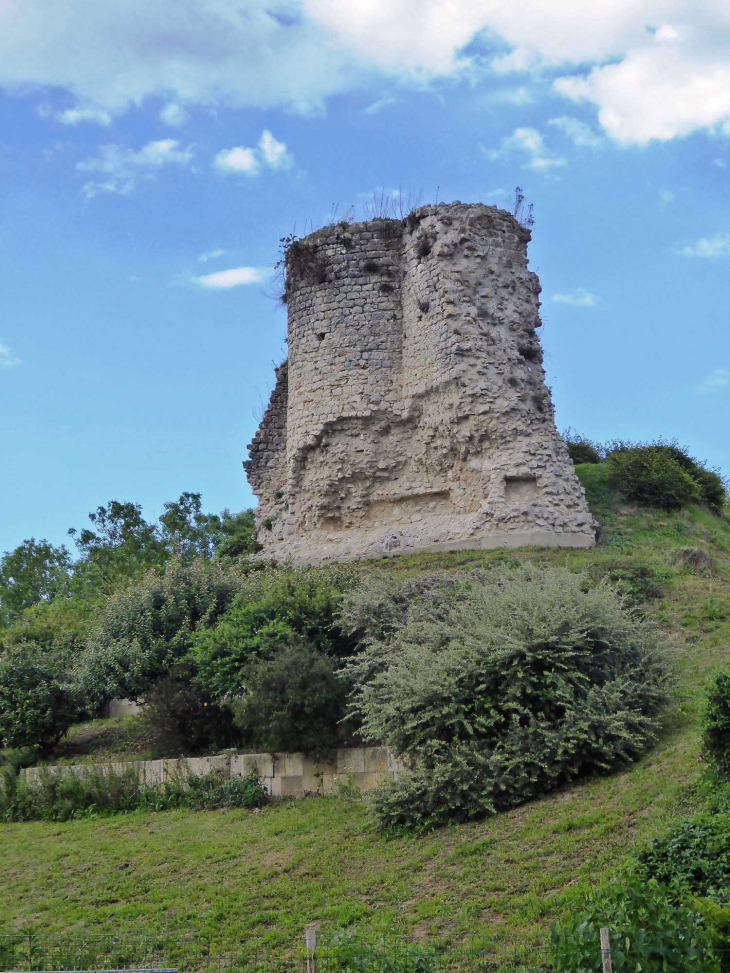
[2,465,730,965]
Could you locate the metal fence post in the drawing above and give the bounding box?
[305,928,317,973]
[600,928,613,973]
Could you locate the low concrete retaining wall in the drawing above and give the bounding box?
[22,748,410,798]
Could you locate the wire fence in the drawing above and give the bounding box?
[0,932,548,973]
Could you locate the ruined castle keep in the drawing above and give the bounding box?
[245,201,595,562]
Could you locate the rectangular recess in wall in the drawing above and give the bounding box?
[504,475,539,502]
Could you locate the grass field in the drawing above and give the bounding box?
[2,474,730,964]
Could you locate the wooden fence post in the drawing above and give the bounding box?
[305,927,317,973]
[600,928,612,973]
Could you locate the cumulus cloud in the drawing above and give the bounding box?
[484,127,565,171]
[3,1,730,144]
[77,138,194,198]
[214,130,293,177]
[548,116,602,148]
[0,341,21,368]
[213,146,260,176]
[56,106,113,126]
[552,288,597,307]
[698,368,730,393]
[159,103,189,127]
[659,188,676,209]
[677,233,730,258]
[193,266,269,289]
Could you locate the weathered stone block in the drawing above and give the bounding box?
[337,749,366,774]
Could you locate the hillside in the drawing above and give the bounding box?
[2,467,730,967]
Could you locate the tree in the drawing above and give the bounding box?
[0,539,72,625]
[69,500,166,594]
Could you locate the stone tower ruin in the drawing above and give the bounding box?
[245,201,595,562]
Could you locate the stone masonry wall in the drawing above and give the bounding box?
[23,747,407,799]
[246,201,596,561]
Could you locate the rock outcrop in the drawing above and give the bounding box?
[245,201,595,561]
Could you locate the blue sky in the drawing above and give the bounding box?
[2,1,729,554]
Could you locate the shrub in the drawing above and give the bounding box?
[0,765,267,822]
[606,440,726,513]
[550,874,719,972]
[140,663,239,756]
[232,636,350,757]
[562,428,602,465]
[190,565,358,700]
[74,556,245,711]
[343,566,669,830]
[587,558,672,607]
[672,546,714,574]
[0,643,79,749]
[703,672,730,779]
[637,814,730,903]
[318,929,439,973]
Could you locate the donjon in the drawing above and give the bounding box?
[245,201,595,562]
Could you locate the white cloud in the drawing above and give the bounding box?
[198,248,227,263]
[552,288,597,307]
[4,1,730,145]
[677,233,730,258]
[258,130,294,170]
[698,368,730,393]
[193,266,269,289]
[484,127,565,171]
[77,138,194,198]
[213,131,293,177]
[159,103,189,127]
[213,146,261,176]
[659,188,676,208]
[548,116,602,148]
[56,106,113,126]
[714,158,727,169]
[364,97,398,115]
[0,341,21,368]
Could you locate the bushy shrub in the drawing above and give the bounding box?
[562,428,602,465]
[703,672,730,779]
[74,556,246,711]
[550,874,719,972]
[0,643,79,749]
[0,765,267,822]
[606,440,726,513]
[672,546,714,574]
[232,636,350,757]
[588,558,672,607]
[190,565,358,700]
[637,813,730,903]
[140,663,239,756]
[343,566,669,830]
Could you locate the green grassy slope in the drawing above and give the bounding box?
[2,471,730,962]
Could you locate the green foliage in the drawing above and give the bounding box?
[0,538,72,624]
[190,565,358,700]
[0,765,267,822]
[606,440,726,513]
[343,566,669,830]
[550,874,719,972]
[318,929,439,973]
[703,672,730,779]
[0,643,79,749]
[587,558,672,607]
[159,492,259,559]
[141,663,239,756]
[637,813,730,903]
[75,557,246,711]
[69,500,167,595]
[232,636,350,757]
[562,428,602,465]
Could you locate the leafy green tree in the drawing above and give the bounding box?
[159,493,259,560]
[0,539,72,625]
[69,500,166,594]
[0,643,79,749]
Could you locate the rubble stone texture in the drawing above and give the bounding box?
[245,201,595,562]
